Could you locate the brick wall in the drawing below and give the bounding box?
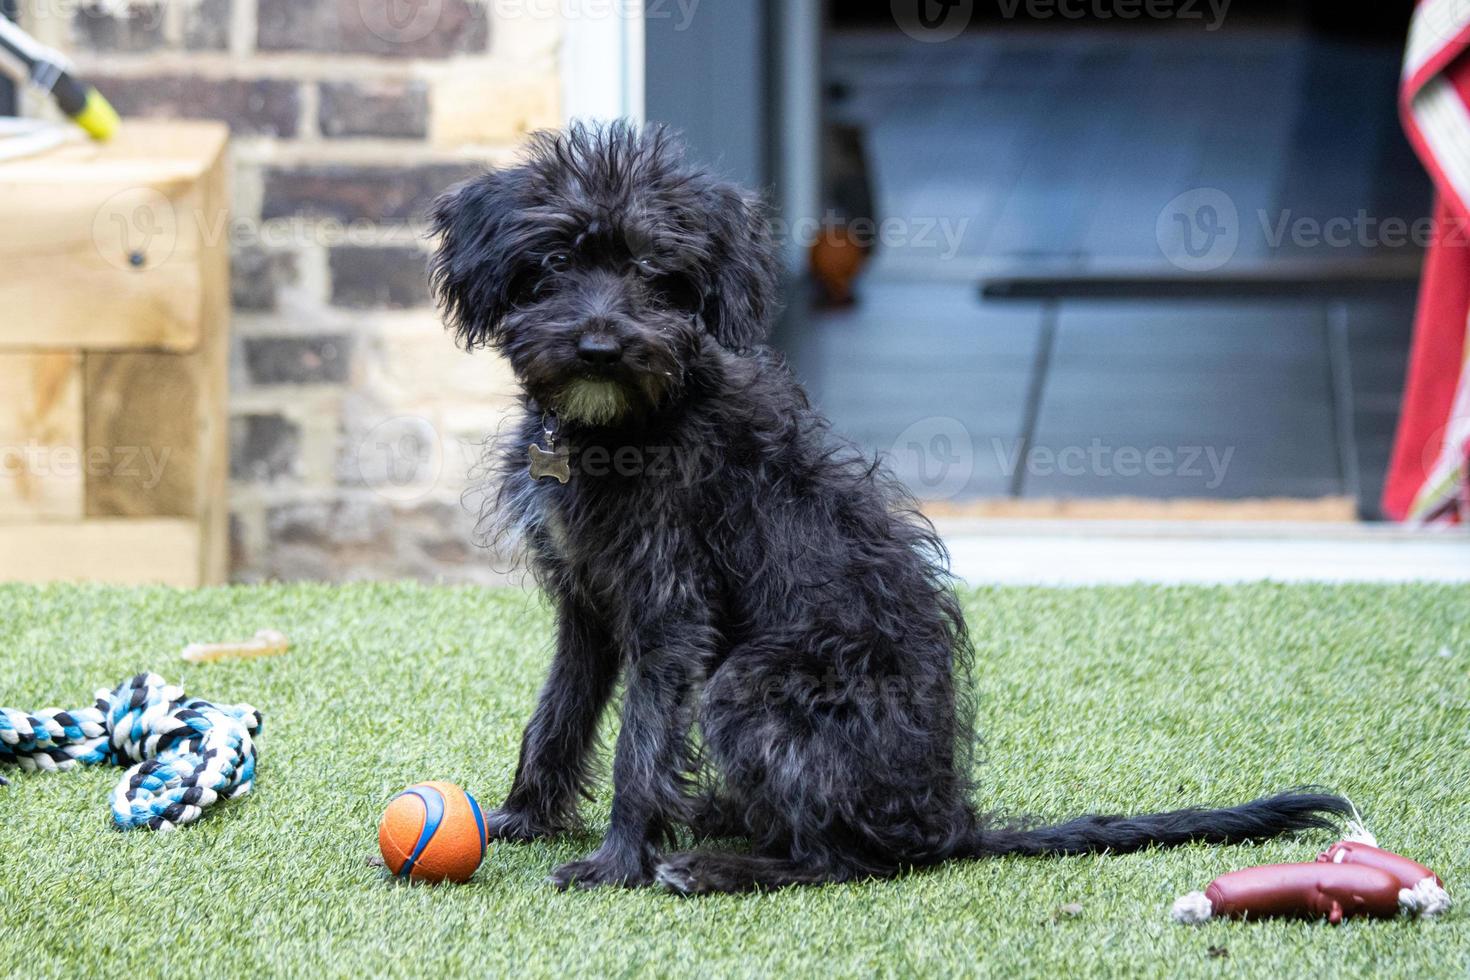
[22,0,561,582]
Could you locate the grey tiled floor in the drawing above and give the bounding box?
[782,284,1043,498]
[779,282,1419,517]
[1029,299,1342,500]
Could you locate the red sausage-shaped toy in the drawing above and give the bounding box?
[1319,841,1441,888]
[1172,862,1402,924]
[1318,841,1450,916]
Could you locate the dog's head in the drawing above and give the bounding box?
[430,122,781,425]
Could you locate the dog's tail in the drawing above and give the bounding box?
[656,791,1350,895]
[968,789,1352,858]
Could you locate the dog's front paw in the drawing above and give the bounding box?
[485,807,564,843]
[548,847,653,890]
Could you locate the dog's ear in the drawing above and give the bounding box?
[429,170,522,349]
[702,185,782,352]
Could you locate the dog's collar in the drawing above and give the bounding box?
[529,411,571,484]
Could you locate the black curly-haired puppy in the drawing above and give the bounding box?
[429,123,1348,894]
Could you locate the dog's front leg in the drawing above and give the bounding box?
[488,599,619,841]
[549,643,696,889]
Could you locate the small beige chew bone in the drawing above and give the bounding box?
[182,629,289,664]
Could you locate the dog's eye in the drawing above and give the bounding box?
[654,272,702,313]
[507,271,540,306]
[543,252,570,272]
[631,257,659,277]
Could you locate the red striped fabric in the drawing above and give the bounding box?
[1386,0,1470,522]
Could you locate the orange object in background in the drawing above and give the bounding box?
[810,223,870,306]
[378,781,487,884]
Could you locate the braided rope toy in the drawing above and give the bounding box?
[0,673,261,831]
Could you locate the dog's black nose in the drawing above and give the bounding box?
[577,333,624,365]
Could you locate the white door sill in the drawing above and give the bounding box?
[935,520,1470,586]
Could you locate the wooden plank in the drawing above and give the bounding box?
[0,519,201,587]
[85,351,201,518]
[0,121,227,183]
[196,143,233,585]
[0,353,84,520]
[0,122,227,353]
[0,177,205,352]
[0,122,230,587]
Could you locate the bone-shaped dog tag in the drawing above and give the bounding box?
[529,442,571,484]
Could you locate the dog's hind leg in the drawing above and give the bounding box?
[695,645,974,889]
[683,790,749,839]
[654,851,853,895]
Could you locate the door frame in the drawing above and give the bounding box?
[560,0,823,273]
[561,5,646,125]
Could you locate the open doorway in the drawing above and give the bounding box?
[772,1,1428,521]
[640,2,1438,525]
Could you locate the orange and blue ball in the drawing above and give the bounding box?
[378,781,487,883]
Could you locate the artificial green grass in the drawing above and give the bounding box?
[1,582,1468,978]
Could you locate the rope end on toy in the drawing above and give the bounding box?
[1342,800,1379,847]
[1400,878,1453,918]
[1171,891,1215,924]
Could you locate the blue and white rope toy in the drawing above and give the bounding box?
[0,673,261,830]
